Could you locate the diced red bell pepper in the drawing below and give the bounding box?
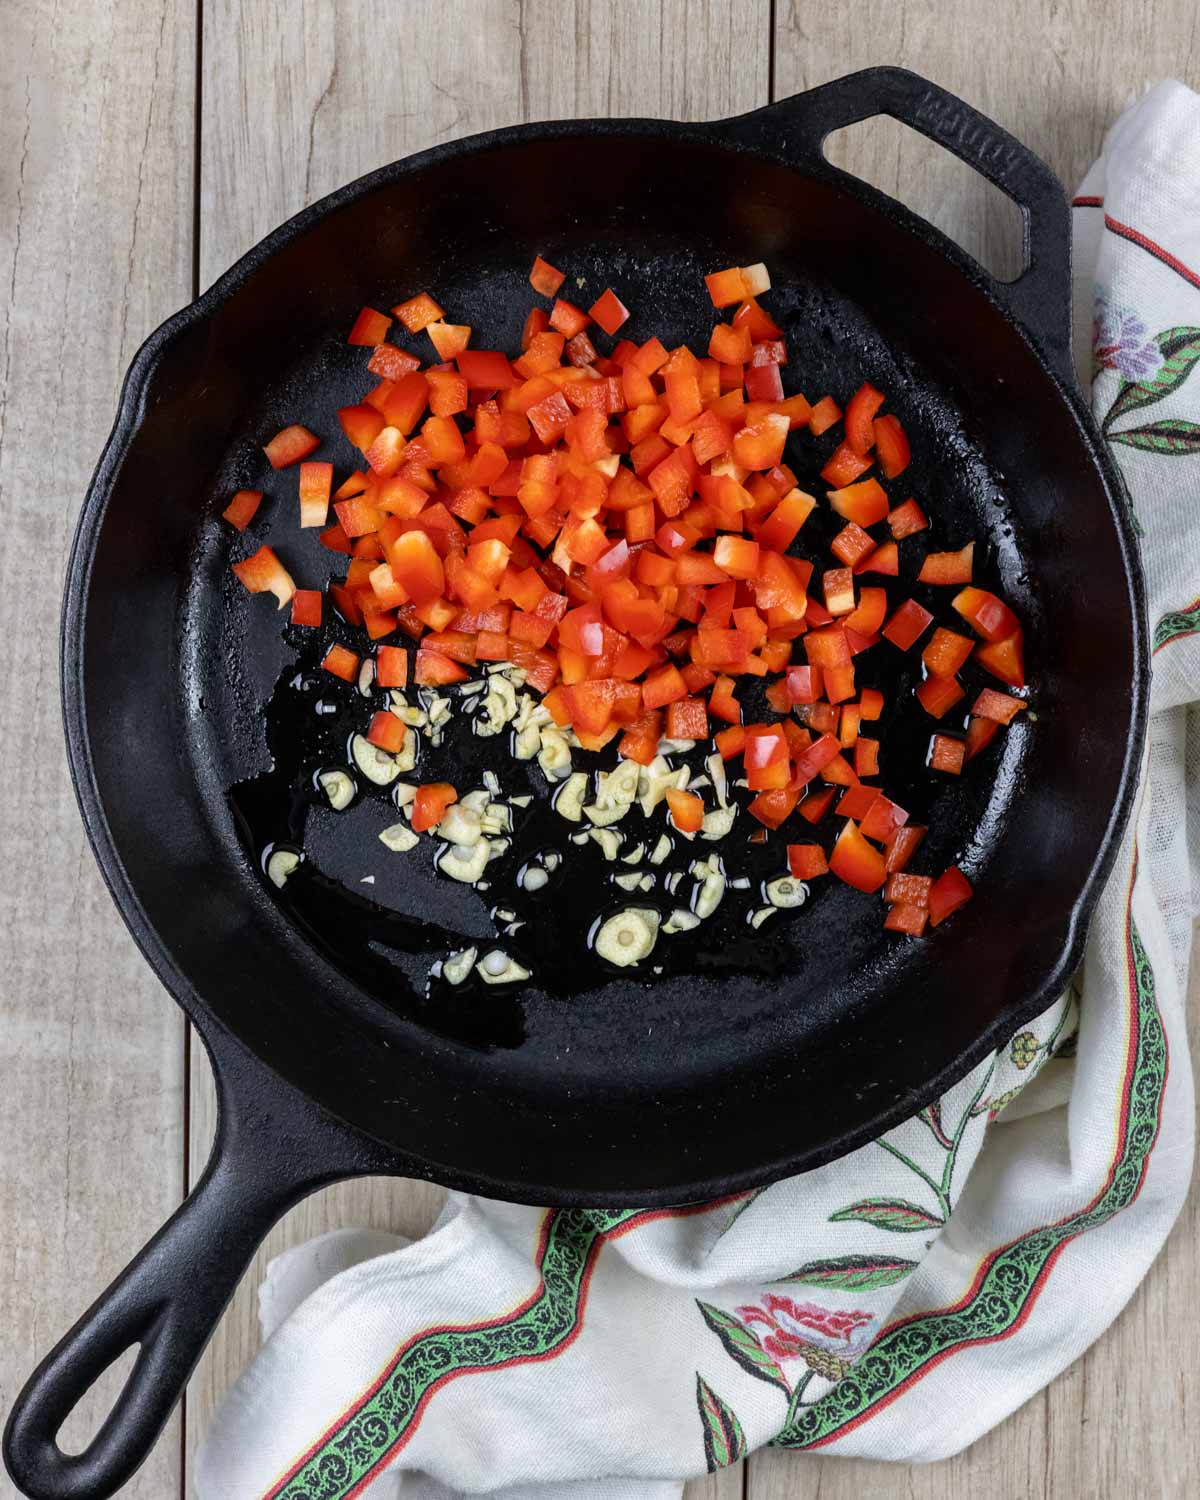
[799,786,836,823]
[888,498,928,539]
[732,413,789,471]
[821,441,872,488]
[530,256,565,296]
[885,823,926,872]
[785,665,822,704]
[588,288,630,336]
[872,414,911,477]
[844,383,886,455]
[828,477,888,526]
[348,307,393,345]
[972,687,1026,724]
[264,425,320,469]
[755,488,815,551]
[375,644,408,688]
[368,344,421,381]
[366,711,407,754]
[222,490,262,531]
[921,626,974,678]
[321,643,359,682]
[859,795,908,844]
[787,844,828,880]
[298,461,333,528]
[882,598,933,651]
[641,662,687,709]
[916,675,965,719]
[830,819,887,892]
[550,298,590,338]
[919,543,975,586]
[975,629,1026,689]
[745,363,784,402]
[390,529,445,605]
[965,715,1000,760]
[392,292,444,333]
[414,649,469,686]
[708,674,740,724]
[952,586,1020,643]
[705,263,770,308]
[338,403,387,453]
[714,724,746,760]
[929,734,966,774]
[859,687,884,721]
[807,395,841,435]
[885,872,932,907]
[427,322,472,360]
[830,522,875,569]
[411,781,458,832]
[856,541,899,576]
[291,589,322,627]
[844,587,887,636]
[748,788,799,828]
[928,866,973,926]
[232,545,295,608]
[884,903,928,936]
[666,787,705,833]
[665,696,708,740]
[823,567,856,616]
[837,784,881,821]
[853,736,879,777]
[457,349,518,390]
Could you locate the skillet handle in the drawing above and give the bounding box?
[3,1026,395,1500]
[727,67,1075,386]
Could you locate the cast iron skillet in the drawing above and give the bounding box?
[5,66,1146,1500]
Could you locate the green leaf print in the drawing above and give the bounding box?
[696,1301,791,1393]
[1108,418,1200,454]
[1105,325,1200,427]
[695,1373,748,1470]
[829,1198,945,1232]
[780,1254,918,1291]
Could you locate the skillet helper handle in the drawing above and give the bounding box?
[731,67,1075,386]
[3,1033,391,1500]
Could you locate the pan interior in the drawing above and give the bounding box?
[77,128,1136,1197]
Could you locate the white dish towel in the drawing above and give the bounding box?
[198,82,1200,1500]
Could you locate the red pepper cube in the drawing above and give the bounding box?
[566,331,598,366]
[844,382,886,455]
[828,476,889,526]
[837,784,881,822]
[975,628,1026,689]
[965,715,1001,760]
[888,498,929,539]
[290,589,322,628]
[713,535,760,580]
[972,687,1027,724]
[919,542,975,586]
[882,598,934,651]
[231,545,296,608]
[347,306,392,345]
[375,645,408,688]
[857,540,899,576]
[916,675,965,720]
[824,663,856,703]
[263,424,320,469]
[549,298,590,338]
[831,522,876,568]
[952,586,1020,643]
[705,266,749,308]
[744,362,784,402]
[921,626,974,678]
[785,665,822,704]
[929,734,966,775]
[588,288,630,336]
[853,736,880,777]
[860,795,908,845]
[859,687,884,721]
[929,865,974,926]
[808,395,842,435]
[873,413,911,477]
[298,461,333,529]
[412,782,459,832]
[665,696,708,740]
[830,819,887,892]
[787,844,829,880]
[366,712,407,755]
[368,344,421,381]
[222,489,262,531]
[527,390,573,444]
[392,291,445,333]
[885,823,926,873]
[529,255,566,297]
[799,786,836,823]
[666,788,705,834]
[747,789,799,827]
[321,644,360,682]
[884,902,928,936]
[885,872,933,907]
[823,567,856,617]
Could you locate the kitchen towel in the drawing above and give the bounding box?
[197,81,1200,1500]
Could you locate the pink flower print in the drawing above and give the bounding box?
[736,1293,876,1363]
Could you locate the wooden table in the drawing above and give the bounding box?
[3,3,1197,1495]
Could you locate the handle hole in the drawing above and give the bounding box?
[823,116,1026,283]
[55,1343,141,1456]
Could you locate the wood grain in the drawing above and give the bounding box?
[186,5,766,1496]
[0,1,194,1495]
